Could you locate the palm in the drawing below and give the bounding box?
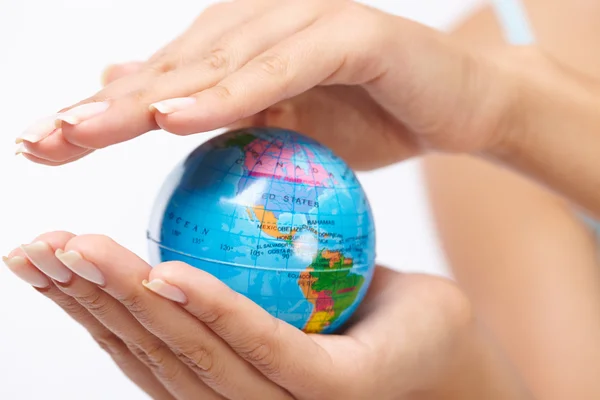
[237,86,416,171]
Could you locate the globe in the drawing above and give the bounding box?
[147,127,376,334]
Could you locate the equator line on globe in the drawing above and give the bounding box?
[147,127,376,334]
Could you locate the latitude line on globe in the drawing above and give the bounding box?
[148,236,359,272]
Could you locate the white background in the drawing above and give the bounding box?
[0,1,481,398]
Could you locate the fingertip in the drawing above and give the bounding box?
[142,278,188,304]
[2,255,52,289]
[61,98,159,149]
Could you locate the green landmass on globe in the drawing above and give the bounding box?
[148,127,376,334]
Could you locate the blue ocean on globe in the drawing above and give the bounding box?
[147,127,376,334]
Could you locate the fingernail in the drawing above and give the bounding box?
[20,242,73,283]
[142,279,187,304]
[16,115,60,144]
[55,101,110,127]
[15,143,29,155]
[2,256,51,288]
[55,249,105,286]
[149,97,196,114]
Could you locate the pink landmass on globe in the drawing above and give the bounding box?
[243,138,333,187]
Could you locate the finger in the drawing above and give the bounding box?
[14,1,276,162]
[225,110,267,131]
[101,62,144,86]
[17,235,218,400]
[152,4,391,135]
[60,236,290,400]
[3,236,174,400]
[61,0,332,150]
[16,0,276,162]
[146,262,335,398]
[16,147,94,167]
[16,129,92,164]
[144,0,276,70]
[41,284,176,400]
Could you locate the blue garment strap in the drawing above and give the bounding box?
[490,1,600,235]
[490,0,536,45]
[581,214,600,235]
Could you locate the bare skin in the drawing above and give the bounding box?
[425,1,600,399]
[6,0,600,398]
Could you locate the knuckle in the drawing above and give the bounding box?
[176,346,219,379]
[237,321,281,376]
[202,48,231,72]
[54,294,87,316]
[144,340,170,364]
[211,85,235,102]
[193,292,239,334]
[256,53,289,78]
[94,333,127,358]
[130,88,152,105]
[120,293,148,315]
[146,57,183,75]
[130,339,169,369]
[197,302,231,329]
[75,290,114,316]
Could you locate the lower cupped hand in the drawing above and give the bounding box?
[3,232,472,400]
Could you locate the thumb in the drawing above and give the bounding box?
[101,62,144,86]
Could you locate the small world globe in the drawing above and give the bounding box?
[147,127,376,334]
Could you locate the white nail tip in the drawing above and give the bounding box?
[20,241,73,283]
[143,279,187,303]
[56,102,110,126]
[55,249,105,286]
[16,115,60,143]
[2,255,28,269]
[15,143,28,155]
[150,98,196,114]
[2,256,51,288]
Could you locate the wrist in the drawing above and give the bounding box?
[483,48,600,215]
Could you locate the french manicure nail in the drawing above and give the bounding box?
[16,115,60,144]
[55,101,110,127]
[143,279,187,304]
[2,256,51,288]
[55,249,105,286]
[15,143,29,155]
[20,242,73,283]
[149,97,196,114]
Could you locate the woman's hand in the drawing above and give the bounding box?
[2,231,529,399]
[15,0,514,170]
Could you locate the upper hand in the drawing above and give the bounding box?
[16,0,516,170]
[3,231,474,399]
